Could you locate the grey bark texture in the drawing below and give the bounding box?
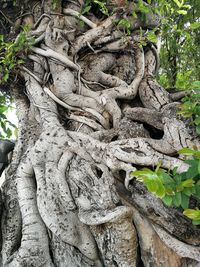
[0,0,200,266]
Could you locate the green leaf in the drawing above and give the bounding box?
[137,0,150,13]
[182,4,191,9]
[183,209,200,220]
[191,81,200,88]
[0,121,6,134]
[155,181,166,198]
[176,183,184,192]
[173,192,182,207]
[177,10,187,15]
[192,220,200,225]
[0,35,4,42]
[3,72,9,82]
[172,166,178,176]
[195,104,200,112]
[132,168,156,179]
[198,160,200,174]
[146,179,158,193]
[79,20,85,28]
[196,124,200,135]
[174,174,182,184]
[133,167,165,198]
[195,185,200,199]
[82,5,91,15]
[165,187,175,195]
[185,159,200,177]
[191,186,196,194]
[190,22,200,30]
[173,0,182,8]
[93,0,109,16]
[161,172,175,184]
[16,59,24,65]
[180,193,189,209]
[181,178,195,188]
[162,195,173,206]
[131,10,138,18]
[147,32,157,43]
[178,147,196,156]
[6,128,12,138]
[118,19,131,35]
[183,187,193,196]
[194,117,200,125]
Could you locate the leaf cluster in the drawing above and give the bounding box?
[81,0,158,41]
[0,94,17,138]
[0,26,33,85]
[177,81,200,135]
[157,0,200,89]
[132,148,200,225]
[81,0,109,16]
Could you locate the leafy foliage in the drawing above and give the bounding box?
[117,18,131,35]
[156,0,200,89]
[0,23,33,137]
[0,26,33,85]
[0,93,17,138]
[52,0,60,10]
[132,148,200,225]
[177,81,200,134]
[81,0,157,41]
[183,209,200,225]
[81,0,109,16]
[0,26,32,138]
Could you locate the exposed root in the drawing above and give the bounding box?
[2,3,200,266]
[31,46,80,71]
[71,13,119,55]
[63,8,97,28]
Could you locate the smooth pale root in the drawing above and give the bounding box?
[31,46,80,71]
[63,8,97,29]
[43,86,83,112]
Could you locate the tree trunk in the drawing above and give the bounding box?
[0,1,200,266]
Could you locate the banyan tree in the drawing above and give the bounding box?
[0,0,200,266]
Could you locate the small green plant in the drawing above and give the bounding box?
[132,148,200,225]
[0,94,17,138]
[93,0,109,15]
[117,18,131,35]
[177,81,200,135]
[81,0,109,16]
[0,26,33,85]
[52,0,59,10]
[183,209,200,225]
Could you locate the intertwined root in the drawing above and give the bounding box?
[1,1,200,266]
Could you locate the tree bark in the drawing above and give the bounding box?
[0,1,200,266]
